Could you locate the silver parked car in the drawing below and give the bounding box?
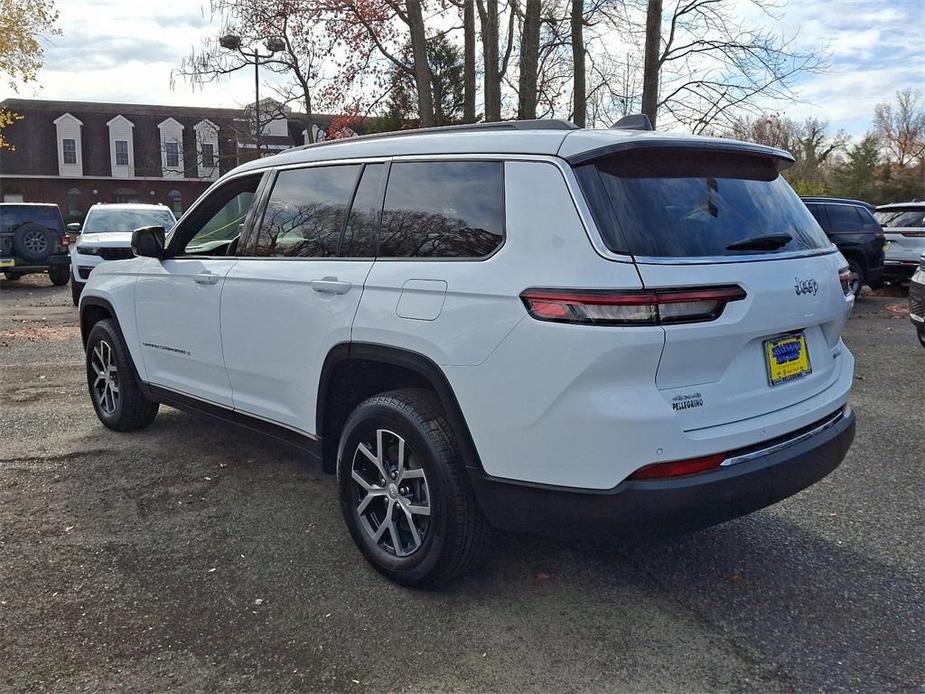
[875,202,925,283]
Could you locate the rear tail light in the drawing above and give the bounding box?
[520,286,746,325]
[628,453,726,480]
[60,234,70,248]
[838,267,852,296]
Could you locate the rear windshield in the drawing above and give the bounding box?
[875,208,925,228]
[83,208,176,234]
[0,206,64,234]
[576,150,831,258]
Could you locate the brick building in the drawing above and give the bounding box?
[0,98,357,222]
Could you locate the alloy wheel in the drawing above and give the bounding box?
[23,230,48,255]
[90,340,120,415]
[351,428,431,557]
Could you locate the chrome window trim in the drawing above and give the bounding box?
[720,407,848,467]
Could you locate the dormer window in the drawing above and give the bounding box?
[157,117,185,178]
[201,142,215,167]
[165,141,180,168]
[54,113,83,176]
[62,138,77,164]
[193,119,220,180]
[114,140,129,166]
[106,115,135,177]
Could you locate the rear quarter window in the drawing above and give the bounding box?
[576,150,831,258]
[379,161,504,258]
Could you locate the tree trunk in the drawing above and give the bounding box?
[406,0,435,127]
[477,0,501,121]
[518,0,540,119]
[570,0,585,127]
[641,0,662,127]
[463,0,477,122]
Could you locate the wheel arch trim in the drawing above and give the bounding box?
[317,342,486,472]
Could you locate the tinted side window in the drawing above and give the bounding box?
[180,175,263,255]
[806,204,829,231]
[254,165,362,258]
[341,164,386,258]
[856,207,881,231]
[380,161,504,258]
[825,204,863,232]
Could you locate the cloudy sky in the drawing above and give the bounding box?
[2,0,923,137]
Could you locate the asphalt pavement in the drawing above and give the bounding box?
[1,274,922,692]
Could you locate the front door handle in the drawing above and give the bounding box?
[310,277,352,295]
[194,271,220,285]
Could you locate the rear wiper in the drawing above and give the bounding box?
[725,233,792,251]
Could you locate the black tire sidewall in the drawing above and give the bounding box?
[848,259,864,295]
[71,280,82,305]
[49,264,69,285]
[337,401,455,583]
[85,321,128,426]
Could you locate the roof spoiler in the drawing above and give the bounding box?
[611,114,654,131]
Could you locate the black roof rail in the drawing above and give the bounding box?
[290,118,579,152]
[611,114,654,131]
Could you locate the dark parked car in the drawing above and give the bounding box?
[0,203,71,285]
[909,253,924,347]
[802,197,885,295]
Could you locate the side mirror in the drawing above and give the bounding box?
[132,226,166,259]
[67,222,81,233]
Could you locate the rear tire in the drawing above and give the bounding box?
[48,264,70,286]
[918,327,925,348]
[85,319,158,431]
[337,388,492,585]
[2,272,21,281]
[847,258,864,297]
[71,280,82,306]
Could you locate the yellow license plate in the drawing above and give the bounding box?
[764,333,812,386]
[0,258,14,268]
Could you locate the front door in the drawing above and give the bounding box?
[134,175,263,406]
[221,162,383,433]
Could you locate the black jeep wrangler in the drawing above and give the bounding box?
[0,203,71,285]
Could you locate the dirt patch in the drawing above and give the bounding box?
[0,323,80,343]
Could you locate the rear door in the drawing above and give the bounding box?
[220,162,383,434]
[579,148,851,432]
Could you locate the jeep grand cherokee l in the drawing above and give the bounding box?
[77,119,856,584]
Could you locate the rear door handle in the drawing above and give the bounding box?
[194,271,220,285]
[310,277,352,295]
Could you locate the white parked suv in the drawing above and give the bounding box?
[70,203,176,305]
[875,202,925,283]
[78,119,857,584]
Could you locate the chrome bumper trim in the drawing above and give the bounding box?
[720,407,849,467]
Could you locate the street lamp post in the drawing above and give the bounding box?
[219,34,286,157]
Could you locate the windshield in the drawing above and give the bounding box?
[577,150,831,258]
[83,208,176,234]
[875,208,925,228]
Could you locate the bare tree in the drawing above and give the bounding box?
[173,0,339,144]
[874,88,925,167]
[404,0,436,126]
[649,0,827,133]
[641,0,661,125]
[517,0,541,118]
[570,0,586,126]
[476,0,517,120]
[462,0,478,121]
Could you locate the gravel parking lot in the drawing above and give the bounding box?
[1,275,922,693]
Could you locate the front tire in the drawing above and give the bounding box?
[85,319,158,431]
[337,389,492,585]
[49,264,70,286]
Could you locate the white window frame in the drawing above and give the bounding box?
[193,119,220,180]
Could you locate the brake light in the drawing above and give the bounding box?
[628,453,726,480]
[60,234,70,248]
[838,267,852,296]
[520,286,746,325]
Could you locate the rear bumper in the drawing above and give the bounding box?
[883,261,918,281]
[0,254,70,273]
[470,407,855,538]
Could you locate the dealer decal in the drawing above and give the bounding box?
[672,392,703,412]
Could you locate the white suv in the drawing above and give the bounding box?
[70,203,176,305]
[78,119,857,584]
[875,202,925,283]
